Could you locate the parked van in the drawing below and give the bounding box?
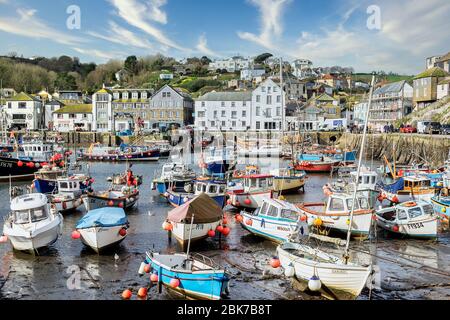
[417,121,431,134]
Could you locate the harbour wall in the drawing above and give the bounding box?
[338,133,450,166]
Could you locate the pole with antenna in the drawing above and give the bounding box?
[343,73,376,264]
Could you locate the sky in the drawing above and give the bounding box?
[0,0,449,74]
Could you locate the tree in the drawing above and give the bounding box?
[200,56,211,65]
[125,55,138,74]
[254,53,273,64]
[54,72,77,90]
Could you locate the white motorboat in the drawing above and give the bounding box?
[376,200,438,239]
[2,193,63,253]
[50,176,87,213]
[75,207,129,253]
[277,241,371,299]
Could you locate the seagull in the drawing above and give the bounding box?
[114,253,119,261]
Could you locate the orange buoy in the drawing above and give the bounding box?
[71,230,81,240]
[246,219,253,226]
[222,217,228,225]
[222,227,231,236]
[235,214,244,223]
[300,215,307,222]
[150,273,159,282]
[122,289,132,300]
[392,196,399,203]
[162,221,173,231]
[144,264,151,274]
[137,287,148,298]
[17,161,23,167]
[216,225,224,233]
[392,225,400,232]
[244,198,252,205]
[118,202,124,208]
[313,218,323,227]
[108,200,114,207]
[270,257,281,268]
[207,229,216,237]
[170,278,180,288]
[119,228,127,237]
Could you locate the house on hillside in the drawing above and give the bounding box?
[436,52,450,73]
[413,67,449,109]
[4,92,42,130]
[52,104,93,132]
[437,78,450,100]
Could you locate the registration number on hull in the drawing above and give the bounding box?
[407,222,424,229]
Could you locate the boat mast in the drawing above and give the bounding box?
[343,74,376,263]
[280,57,285,142]
[185,214,195,258]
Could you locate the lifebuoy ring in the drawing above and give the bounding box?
[404,201,416,207]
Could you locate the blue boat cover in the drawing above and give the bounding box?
[76,208,128,229]
[378,178,405,193]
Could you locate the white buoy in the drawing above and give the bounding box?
[138,262,146,275]
[308,275,322,291]
[284,263,295,278]
[114,253,119,261]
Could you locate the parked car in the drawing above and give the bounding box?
[440,124,450,135]
[417,121,431,134]
[424,122,441,135]
[400,125,417,133]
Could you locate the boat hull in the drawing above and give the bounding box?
[80,149,160,162]
[376,216,438,239]
[82,192,139,211]
[52,197,83,213]
[294,162,338,173]
[227,191,272,209]
[78,225,127,253]
[272,177,305,194]
[166,191,225,208]
[277,243,371,299]
[155,179,193,195]
[0,157,50,182]
[171,220,222,248]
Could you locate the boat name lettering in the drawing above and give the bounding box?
[0,161,13,168]
[407,222,424,229]
[331,269,348,274]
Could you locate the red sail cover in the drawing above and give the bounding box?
[168,193,223,224]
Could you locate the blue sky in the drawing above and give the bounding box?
[0,0,449,74]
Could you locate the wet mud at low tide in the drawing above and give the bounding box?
[1,161,450,300]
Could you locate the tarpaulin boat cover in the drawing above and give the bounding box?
[378,178,405,193]
[168,193,223,224]
[76,207,128,229]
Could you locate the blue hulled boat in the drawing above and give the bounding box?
[144,252,230,300]
[166,179,226,208]
[203,146,236,178]
[152,162,196,195]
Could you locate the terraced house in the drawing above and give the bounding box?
[3,92,42,130]
[413,67,449,109]
[52,104,93,132]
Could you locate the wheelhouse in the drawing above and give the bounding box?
[243,175,273,190]
[379,201,434,222]
[194,180,226,196]
[257,199,302,221]
[326,194,370,213]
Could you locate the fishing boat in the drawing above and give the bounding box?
[166,193,223,248]
[377,175,439,204]
[227,173,273,209]
[78,143,160,162]
[33,165,67,194]
[49,176,90,213]
[166,179,227,208]
[75,207,129,253]
[296,190,374,238]
[240,198,309,243]
[144,251,230,300]
[294,158,340,173]
[277,241,371,299]
[0,142,64,182]
[82,184,139,211]
[152,162,196,194]
[271,168,306,194]
[202,146,236,178]
[375,201,438,239]
[2,193,63,253]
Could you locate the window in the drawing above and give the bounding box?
[18,102,27,109]
[281,209,298,220]
[202,102,206,107]
[276,107,281,116]
[256,107,260,116]
[8,102,11,109]
[221,110,226,117]
[242,110,247,117]
[266,205,278,217]
[408,207,423,219]
[213,110,218,118]
[30,206,48,223]
[231,102,236,107]
[260,202,269,215]
[329,198,345,211]
[242,121,246,127]
[198,111,205,118]
[397,209,408,220]
[232,121,236,127]
[243,101,247,106]
[256,95,261,103]
[221,121,226,126]
[277,95,281,103]
[57,114,63,119]
[221,101,226,107]
[132,92,138,99]
[208,185,218,194]
[256,121,260,129]
[261,86,266,92]
[265,108,271,117]
[231,111,237,119]
[69,114,76,119]
[267,96,272,105]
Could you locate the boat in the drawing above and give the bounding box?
[82,184,139,211]
[75,207,129,253]
[277,241,371,299]
[240,198,309,243]
[271,167,306,194]
[202,146,236,178]
[166,193,224,248]
[144,251,230,300]
[33,165,67,194]
[49,176,90,213]
[377,175,439,204]
[238,145,282,158]
[166,178,227,208]
[78,143,160,162]
[375,200,438,239]
[227,172,273,209]
[2,193,63,253]
[152,162,196,195]
[108,167,143,187]
[294,157,340,173]
[296,190,374,238]
[0,142,64,182]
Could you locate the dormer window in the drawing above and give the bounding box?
[132,92,139,100]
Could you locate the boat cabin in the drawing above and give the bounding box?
[161,163,191,179]
[257,198,302,220]
[402,176,432,192]
[19,142,54,161]
[377,201,434,223]
[194,180,226,196]
[35,166,66,180]
[350,170,378,190]
[326,193,370,213]
[10,194,49,224]
[57,177,83,196]
[243,175,274,191]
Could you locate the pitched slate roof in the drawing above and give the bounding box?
[414,67,449,80]
[54,104,92,114]
[7,92,40,102]
[437,52,450,63]
[196,91,252,101]
[315,93,336,102]
[374,80,407,94]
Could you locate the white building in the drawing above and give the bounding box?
[195,91,252,131]
[241,67,266,81]
[208,56,253,73]
[251,78,286,131]
[43,100,64,130]
[353,101,369,126]
[53,104,93,132]
[4,92,42,130]
[437,78,450,100]
[290,59,315,79]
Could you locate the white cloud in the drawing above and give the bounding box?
[237,0,291,50]
[108,0,188,52]
[88,21,154,50]
[0,8,85,46]
[195,34,221,58]
[72,47,124,61]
